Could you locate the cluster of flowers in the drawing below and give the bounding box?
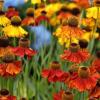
[41,0,100,100]
[0,0,100,99]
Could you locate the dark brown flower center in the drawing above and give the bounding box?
[0,89,9,96]
[79,39,88,49]
[68,17,78,27]
[2,53,15,63]
[26,8,34,17]
[71,7,80,16]
[41,10,47,15]
[78,67,90,78]
[96,51,100,58]
[0,10,5,15]
[50,61,60,69]
[20,98,27,100]
[83,26,92,32]
[19,38,30,48]
[11,16,21,26]
[62,91,73,100]
[0,37,9,47]
[94,0,100,6]
[69,43,79,52]
[8,6,15,11]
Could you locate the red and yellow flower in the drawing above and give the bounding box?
[68,67,100,92]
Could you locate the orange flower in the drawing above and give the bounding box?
[0,53,22,77]
[0,89,16,100]
[60,43,90,63]
[68,67,100,92]
[22,17,35,26]
[0,37,12,57]
[73,0,90,8]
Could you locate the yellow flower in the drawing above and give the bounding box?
[67,2,79,9]
[81,32,99,41]
[3,16,27,37]
[50,17,60,26]
[31,0,41,4]
[3,25,27,37]
[86,7,100,19]
[82,18,95,27]
[0,15,10,27]
[45,3,63,17]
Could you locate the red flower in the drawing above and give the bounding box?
[68,67,100,92]
[60,43,90,63]
[35,15,49,25]
[89,81,100,99]
[22,17,35,26]
[41,61,69,82]
[6,6,19,19]
[54,90,74,100]
[54,90,64,100]
[42,69,69,82]
[11,47,37,59]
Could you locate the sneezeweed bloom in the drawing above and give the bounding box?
[91,51,100,73]
[42,61,69,82]
[86,7,100,19]
[54,17,83,40]
[73,0,90,8]
[89,79,100,99]
[56,7,72,24]
[35,10,49,25]
[22,8,35,26]
[3,16,28,37]
[81,26,99,42]
[0,11,10,27]
[68,66,100,92]
[54,90,74,100]
[0,36,12,57]
[11,38,37,59]
[5,6,19,19]
[0,53,22,76]
[60,43,90,63]
[0,89,16,100]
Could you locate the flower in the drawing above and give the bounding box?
[35,10,49,25]
[45,2,63,17]
[3,16,28,37]
[5,6,19,19]
[42,61,69,82]
[54,17,83,40]
[31,0,41,4]
[86,7,100,19]
[22,8,35,26]
[54,90,74,100]
[94,0,100,7]
[73,0,90,8]
[0,11,10,27]
[68,67,100,92]
[0,37,12,57]
[11,38,37,58]
[60,43,90,63]
[89,80,100,99]
[91,51,100,73]
[0,89,16,100]
[0,53,22,76]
